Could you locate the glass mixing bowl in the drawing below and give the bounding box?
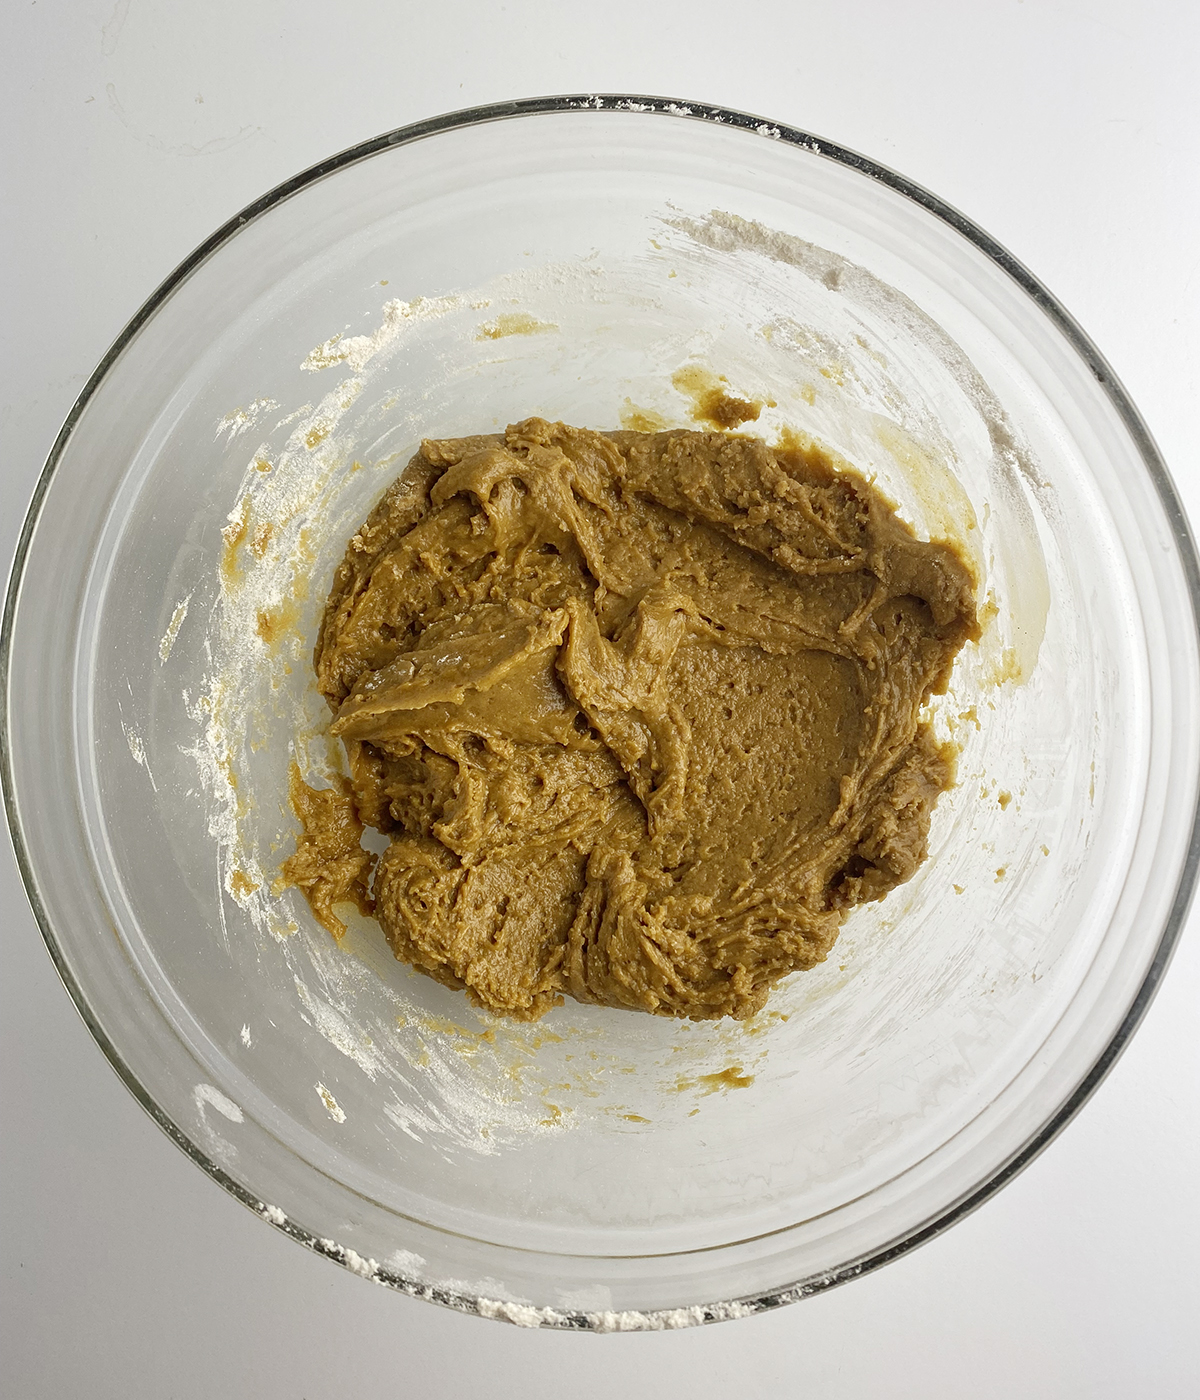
[4,97,1199,1330]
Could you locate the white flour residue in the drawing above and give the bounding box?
[294,974,386,1080]
[587,1306,707,1331]
[476,1299,546,1328]
[381,1082,526,1155]
[123,722,158,791]
[240,1023,253,1047]
[316,1082,346,1122]
[124,723,146,766]
[182,653,239,859]
[343,1248,378,1279]
[301,295,485,374]
[158,595,191,663]
[469,1298,715,1330]
[193,1082,244,1123]
[217,398,279,441]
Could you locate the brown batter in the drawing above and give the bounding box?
[282,418,977,1021]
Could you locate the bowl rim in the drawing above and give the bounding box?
[4,92,1200,1331]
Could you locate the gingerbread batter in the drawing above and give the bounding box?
[282,418,977,1020]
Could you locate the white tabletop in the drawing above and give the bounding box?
[3,3,1198,1395]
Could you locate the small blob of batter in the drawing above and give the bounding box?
[282,419,978,1021]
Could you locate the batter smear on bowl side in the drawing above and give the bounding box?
[281,418,978,1021]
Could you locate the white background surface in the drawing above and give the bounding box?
[3,2,1198,1396]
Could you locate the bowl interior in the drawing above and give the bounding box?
[7,103,1198,1320]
